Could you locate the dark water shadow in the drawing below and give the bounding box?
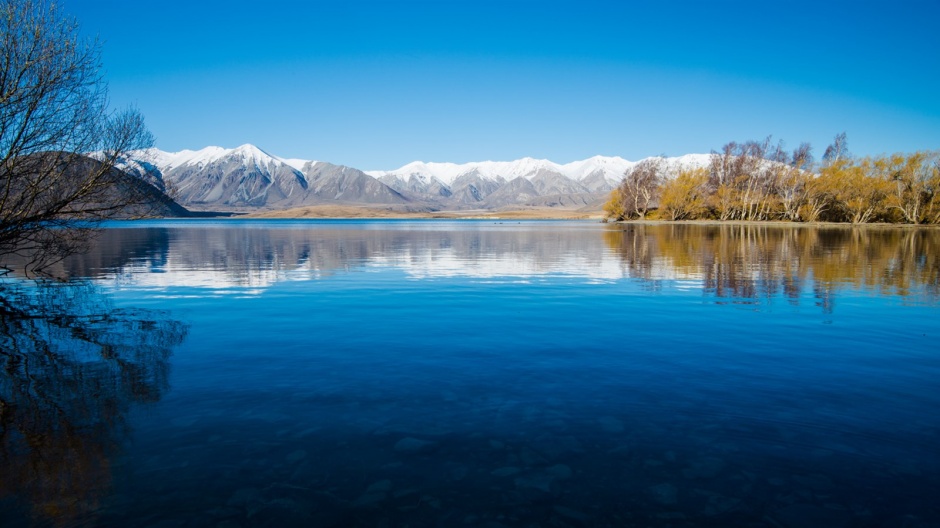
[0,279,188,526]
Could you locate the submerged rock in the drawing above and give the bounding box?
[249,498,309,520]
[597,416,625,433]
[394,437,436,454]
[682,457,725,479]
[772,503,853,527]
[491,466,521,477]
[285,450,307,464]
[515,473,557,501]
[513,465,572,502]
[792,474,835,492]
[534,434,584,458]
[546,464,573,480]
[694,489,742,516]
[366,479,392,493]
[226,487,263,508]
[354,479,392,507]
[649,483,678,506]
[553,505,591,522]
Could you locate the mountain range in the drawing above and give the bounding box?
[120,144,711,212]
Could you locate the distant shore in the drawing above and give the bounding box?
[175,205,940,227]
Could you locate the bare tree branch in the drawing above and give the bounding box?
[0,0,156,274]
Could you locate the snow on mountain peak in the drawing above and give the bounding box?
[134,144,317,173]
[228,143,292,169]
[559,156,632,181]
[398,161,433,174]
[132,145,714,189]
[232,143,269,157]
[374,156,626,185]
[366,153,715,188]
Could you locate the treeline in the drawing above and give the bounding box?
[605,134,940,224]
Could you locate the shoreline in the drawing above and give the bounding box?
[609,219,940,229]
[172,205,939,227]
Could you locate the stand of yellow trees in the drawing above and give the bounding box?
[605,136,940,224]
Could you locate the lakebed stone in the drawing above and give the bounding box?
[394,437,436,454]
[649,483,679,506]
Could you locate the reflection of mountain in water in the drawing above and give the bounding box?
[0,280,188,525]
[61,223,629,289]
[56,222,940,312]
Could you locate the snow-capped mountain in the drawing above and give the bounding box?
[367,154,712,187]
[367,153,712,207]
[123,145,407,209]
[122,144,713,212]
[366,156,632,188]
[144,143,309,173]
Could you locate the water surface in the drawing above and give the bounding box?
[2,220,939,527]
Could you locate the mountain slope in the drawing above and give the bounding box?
[297,162,408,205]
[124,145,714,212]
[125,145,408,210]
[64,154,191,218]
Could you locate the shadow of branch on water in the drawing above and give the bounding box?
[0,279,188,526]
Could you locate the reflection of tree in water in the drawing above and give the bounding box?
[604,224,940,312]
[0,280,188,525]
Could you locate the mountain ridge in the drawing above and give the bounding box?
[123,145,712,212]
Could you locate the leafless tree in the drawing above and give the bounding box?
[822,132,849,167]
[617,157,665,219]
[778,142,814,221]
[708,137,780,221]
[0,0,155,274]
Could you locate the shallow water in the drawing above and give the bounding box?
[2,220,939,527]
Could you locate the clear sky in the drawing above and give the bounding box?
[62,0,939,169]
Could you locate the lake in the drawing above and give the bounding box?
[1,220,938,527]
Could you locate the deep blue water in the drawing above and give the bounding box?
[2,220,939,527]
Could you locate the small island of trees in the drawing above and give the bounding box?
[605,134,940,225]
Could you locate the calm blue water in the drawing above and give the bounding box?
[2,220,939,527]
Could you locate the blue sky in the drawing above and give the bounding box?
[63,0,939,169]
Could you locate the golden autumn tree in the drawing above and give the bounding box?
[608,132,935,225]
[798,173,833,222]
[821,157,890,223]
[658,168,710,220]
[881,151,940,224]
[926,159,940,224]
[603,187,627,221]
